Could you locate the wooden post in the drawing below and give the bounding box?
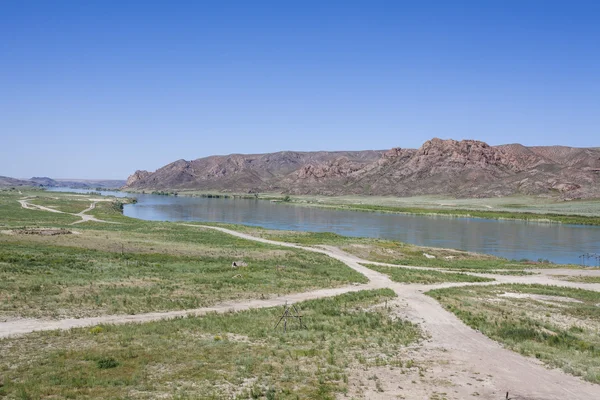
[275,302,306,332]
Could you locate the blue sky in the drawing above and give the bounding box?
[1,1,599,179]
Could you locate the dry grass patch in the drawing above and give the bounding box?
[0,240,366,319]
[428,284,600,383]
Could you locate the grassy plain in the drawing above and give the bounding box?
[0,190,366,319]
[27,196,93,214]
[552,275,600,284]
[427,284,600,383]
[362,264,494,284]
[0,289,421,399]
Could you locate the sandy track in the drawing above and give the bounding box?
[17,197,118,224]
[0,284,372,338]
[185,226,600,400]
[4,214,600,398]
[349,286,600,400]
[18,198,63,213]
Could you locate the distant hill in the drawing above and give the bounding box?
[124,138,600,199]
[53,179,126,189]
[0,176,41,187]
[0,177,125,189]
[29,177,59,186]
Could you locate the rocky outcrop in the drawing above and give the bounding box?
[295,157,367,179]
[125,170,151,187]
[123,151,383,192]
[123,139,600,199]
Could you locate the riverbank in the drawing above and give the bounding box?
[124,189,600,226]
[292,201,600,226]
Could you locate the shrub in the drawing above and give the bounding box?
[96,357,119,369]
[89,326,104,335]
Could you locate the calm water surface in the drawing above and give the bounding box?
[48,188,600,264]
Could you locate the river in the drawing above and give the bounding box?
[47,188,600,265]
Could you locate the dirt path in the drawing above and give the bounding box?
[18,198,63,213]
[349,288,600,400]
[3,221,600,398]
[186,226,600,400]
[17,197,118,225]
[0,285,372,338]
[70,201,115,224]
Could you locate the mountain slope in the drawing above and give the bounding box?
[0,176,40,187]
[123,139,600,199]
[0,177,126,189]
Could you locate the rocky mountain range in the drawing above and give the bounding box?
[125,138,600,199]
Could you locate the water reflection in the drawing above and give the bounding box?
[120,194,599,264]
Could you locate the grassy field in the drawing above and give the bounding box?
[427,284,600,383]
[0,190,366,319]
[27,196,95,214]
[0,189,81,225]
[0,289,421,399]
[362,264,494,284]
[552,275,600,284]
[0,240,365,319]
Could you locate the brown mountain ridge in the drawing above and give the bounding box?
[124,138,600,199]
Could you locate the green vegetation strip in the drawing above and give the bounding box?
[427,284,600,384]
[363,264,494,284]
[381,256,543,272]
[0,289,421,399]
[0,191,80,225]
[552,275,600,284]
[27,197,92,214]
[299,202,600,226]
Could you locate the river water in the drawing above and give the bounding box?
[47,188,600,264]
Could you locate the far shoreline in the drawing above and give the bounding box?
[119,188,600,227]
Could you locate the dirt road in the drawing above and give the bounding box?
[185,226,600,400]
[0,285,372,338]
[17,197,117,224]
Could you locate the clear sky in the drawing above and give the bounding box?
[1,1,599,179]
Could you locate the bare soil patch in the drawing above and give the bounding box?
[3,228,74,236]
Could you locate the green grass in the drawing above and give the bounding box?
[0,190,80,225]
[362,264,494,284]
[27,196,93,214]
[0,239,366,319]
[0,289,421,399]
[381,255,550,271]
[552,275,600,284]
[312,203,600,226]
[427,284,600,383]
[0,191,366,319]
